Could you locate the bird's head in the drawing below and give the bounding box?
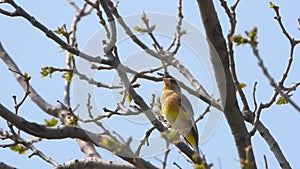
[163,77,180,92]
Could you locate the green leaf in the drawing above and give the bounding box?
[23,72,31,80]
[9,144,26,154]
[62,72,73,82]
[179,29,187,36]
[269,2,275,8]
[54,25,67,37]
[67,116,78,126]
[44,118,58,127]
[239,83,247,89]
[232,34,248,46]
[248,27,257,41]
[40,67,50,78]
[69,53,74,57]
[141,12,149,24]
[276,96,288,105]
[133,26,147,33]
[133,26,142,32]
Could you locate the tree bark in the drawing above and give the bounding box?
[196,0,257,168]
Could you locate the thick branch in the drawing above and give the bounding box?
[0,103,158,169]
[196,0,257,168]
[0,42,60,117]
[0,162,16,169]
[54,157,136,169]
[243,110,291,169]
[0,103,99,142]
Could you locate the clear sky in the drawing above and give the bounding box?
[1,0,300,169]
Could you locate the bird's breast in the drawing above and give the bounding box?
[161,91,181,124]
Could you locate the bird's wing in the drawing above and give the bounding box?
[180,94,199,152]
[181,94,195,121]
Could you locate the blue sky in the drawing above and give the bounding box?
[1,0,300,168]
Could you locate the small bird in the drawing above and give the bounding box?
[160,76,199,154]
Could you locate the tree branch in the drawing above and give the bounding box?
[0,42,60,117]
[196,0,257,168]
[0,0,101,64]
[54,157,136,169]
[0,161,16,169]
[243,110,291,169]
[103,47,204,164]
[0,103,159,169]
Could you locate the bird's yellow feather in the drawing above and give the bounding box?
[161,77,199,154]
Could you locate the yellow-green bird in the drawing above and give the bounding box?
[161,76,199,154]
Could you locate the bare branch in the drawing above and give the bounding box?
[126,66,163,83]
[7,68,31,114]
[263,155,269,169]
[252,82,258,112]
[171,0,184,54]
[249,41,300,112]
[0,103,159,169]
[1,0,101,63]
[68,0,80,13]
[102,46,204,164]
[108,2,218,113]
[271,4,300,45]
[54,157,136,169]
[135,126,155,156]
[255,121,291,169]
[270,5,300,90]
[74,68,124,89]
[168,58,218,109]
[99,0,116,53]
[220,0,250,111]
[0,161,16,169]
[0,42,60,117]
[162,147,171,169]
[85,0,111,38]
[249,104,263,136]
[195,105,210,123]
[196,0,256,167]
[242,110,292,169]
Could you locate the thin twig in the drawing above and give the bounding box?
[249,104,262,136]
[271,5,300,45]
[135,126,155,156]
[252,82,258,112]
[0,0,102,63]
[172,0,183,54]
[8,68,31,114]
[74,68,125,89]
[220,0,250,111]
[162,138,171,169]
[263,155,268,169]
[195,105,210,123]
[129,66,163,84]
[0,127,59,167]
[167,0,183,54]
[271,5,300,90]
[250,42,300,112]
